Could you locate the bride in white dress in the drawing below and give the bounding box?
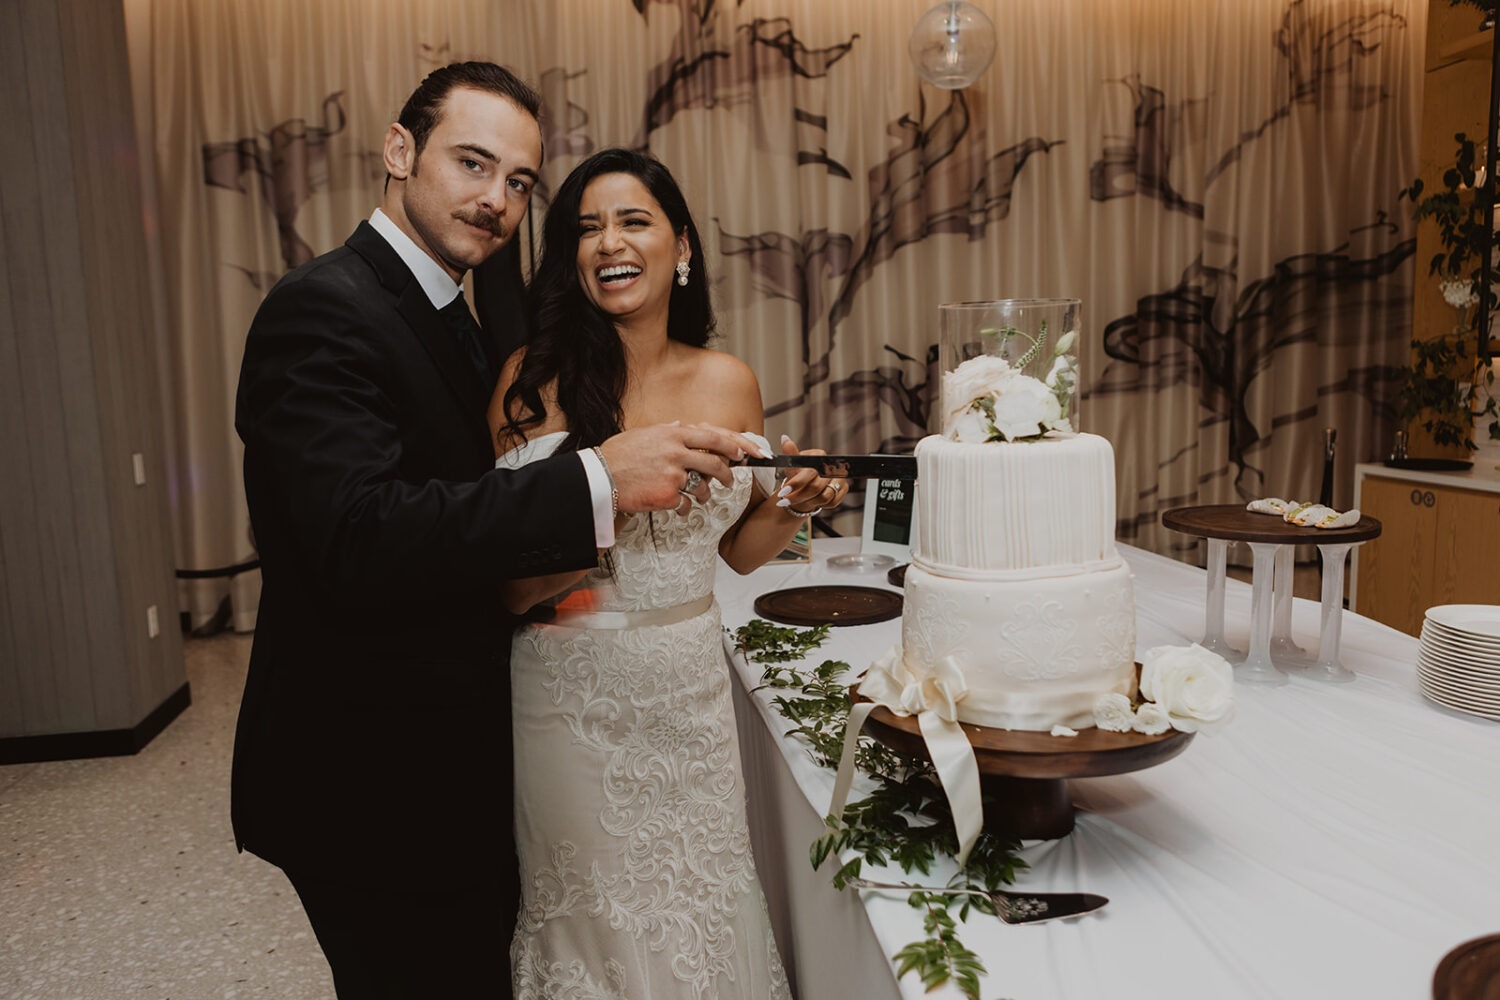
[488,148,847,999]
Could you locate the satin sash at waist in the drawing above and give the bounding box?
[528,593,715,630]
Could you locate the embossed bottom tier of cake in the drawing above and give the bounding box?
[901,559,1137,731]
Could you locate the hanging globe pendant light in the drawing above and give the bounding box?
[909,1,997,90]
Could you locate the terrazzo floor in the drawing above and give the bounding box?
[1,633,335,999]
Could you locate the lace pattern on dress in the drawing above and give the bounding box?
[506,434,788,1000]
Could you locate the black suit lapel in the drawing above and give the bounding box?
[346,223,494,434]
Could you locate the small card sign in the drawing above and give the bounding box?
[860,477,918,562]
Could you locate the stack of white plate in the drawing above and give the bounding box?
[1418,605,1500,721]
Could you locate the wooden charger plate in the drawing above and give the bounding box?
[753,585,902,627]
[1433,933,1500,1000]
[1161,504,1382,544]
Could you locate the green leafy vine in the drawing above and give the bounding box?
[731,620,1026,1000]
[1398,132,1500,449]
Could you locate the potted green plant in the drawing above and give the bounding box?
[1451,0,1497,27]
[1398,132,1500,450]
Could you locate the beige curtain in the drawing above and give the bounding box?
[126,0,1424,626]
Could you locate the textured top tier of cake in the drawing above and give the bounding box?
[913,432,1119,577]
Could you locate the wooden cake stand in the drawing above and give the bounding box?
[1162,505,1381,685]
[855,689,1193,839]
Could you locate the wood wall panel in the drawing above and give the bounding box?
[0,0,185,746]
[0,20,30,732]
[22,0,112,733]
[59,0,182,722]
[1,0,74,734]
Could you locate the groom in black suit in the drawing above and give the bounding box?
[232,62,758,998]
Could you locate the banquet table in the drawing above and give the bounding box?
[717,538,1500,1000]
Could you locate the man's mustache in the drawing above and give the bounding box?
[455,210,506,240]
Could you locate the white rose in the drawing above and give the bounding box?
[1140,644,1235,733]
[948,405,993,443]
[943,355,1013,424]
[1132,701,1172,735]
[989,374,1061,440]
[1093,692,1135,732]
[1441,279,1479,310]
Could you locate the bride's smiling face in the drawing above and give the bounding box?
[575,172,688,329]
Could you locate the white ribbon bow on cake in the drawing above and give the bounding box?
[828,645,984,866]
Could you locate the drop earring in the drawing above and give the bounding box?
[675,260,690,286]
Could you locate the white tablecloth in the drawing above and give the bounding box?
[718,539,1500,1000]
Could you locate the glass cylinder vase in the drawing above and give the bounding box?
[937,298,1082,438]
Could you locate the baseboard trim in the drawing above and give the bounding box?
[0,683,192,764]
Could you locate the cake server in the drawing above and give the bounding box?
[845,876,1108,924]
[734,454,918,480]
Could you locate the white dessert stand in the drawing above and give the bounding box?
[1161,505,1383,686]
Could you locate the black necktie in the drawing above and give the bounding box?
[440,295,491,385]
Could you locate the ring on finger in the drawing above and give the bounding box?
[683,470,703,492]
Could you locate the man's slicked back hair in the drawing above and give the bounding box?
[397,61,542,158]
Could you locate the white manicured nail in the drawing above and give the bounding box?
[776,498,791,508]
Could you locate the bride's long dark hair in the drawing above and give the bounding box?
[501,147,716,452]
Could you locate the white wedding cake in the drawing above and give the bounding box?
[894,322,1137,732]
[902,433,1136,731]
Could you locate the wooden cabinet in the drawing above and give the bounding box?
[1350,464,1500,635]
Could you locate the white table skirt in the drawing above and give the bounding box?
[718,538,1500,1000]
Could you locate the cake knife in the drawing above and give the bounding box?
[845,876,1109,924]
[734,454,918,481]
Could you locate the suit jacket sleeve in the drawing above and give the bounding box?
[236,256,597,609]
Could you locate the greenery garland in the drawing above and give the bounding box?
[1398,132,1500,448]
[731,619,1026,1000]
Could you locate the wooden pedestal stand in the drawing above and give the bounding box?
[857,690,1194,840]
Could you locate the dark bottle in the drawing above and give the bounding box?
[1318,428,1336,507]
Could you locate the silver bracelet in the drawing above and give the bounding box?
[590,446,619,517]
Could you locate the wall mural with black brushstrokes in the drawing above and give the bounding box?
[201,93,348,276]
[141,0,1422,613]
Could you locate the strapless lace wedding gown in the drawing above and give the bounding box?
[499,433,791,1000]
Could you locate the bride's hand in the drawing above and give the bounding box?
[775,435,848,516]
